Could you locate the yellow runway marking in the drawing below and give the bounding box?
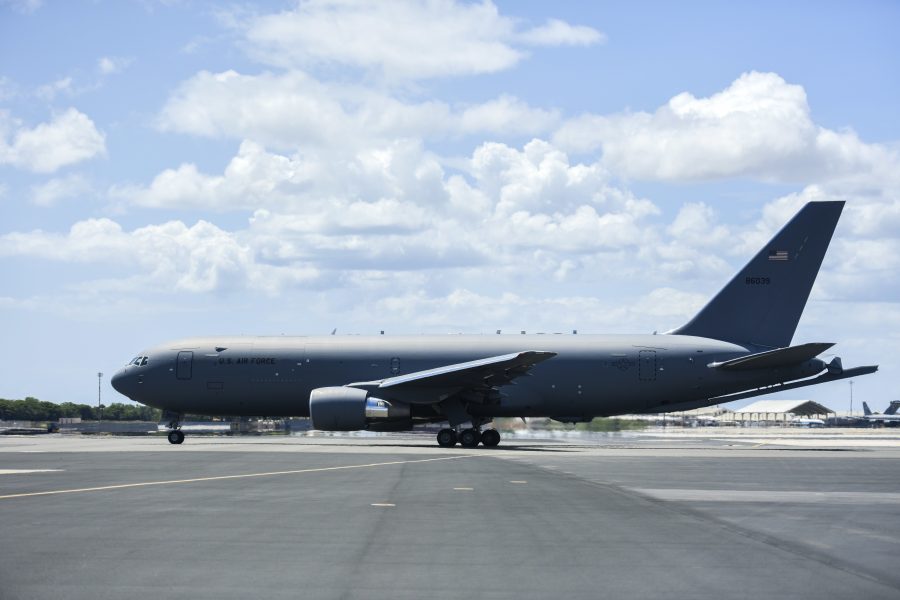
[0,455,478,501]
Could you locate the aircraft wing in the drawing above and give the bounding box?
[350,351,556,394]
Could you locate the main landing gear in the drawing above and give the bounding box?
[164,411,185,445]
[436,427,501,448]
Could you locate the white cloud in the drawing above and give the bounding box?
[458,95,560,137]
[112,138,447,214]
[110,138,665,287]
[0,218,317,295]
[496,204,655,253]
[517,18,605,47]
[97,56,133,75]
[158,70,429,147]
[35,77,73,101]
[1,0,42,14]
[111,140,314,210]
[30,173,92,206]
[158,70,557,149]
[0,108,106,173]
[240,0,603,80]
[751,184,900,303]
[471,139,614,215]
[126,137,669,268]
[370,286,700,333]
[554,72,898,183]
[667,202,730,247]
[0,77,17,101]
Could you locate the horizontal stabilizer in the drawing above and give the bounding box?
[709,342,834,371]
[705,364,878,405]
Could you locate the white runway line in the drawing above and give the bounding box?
[0,469,63,475]
[631,488,900,505]
[0,455,479,501]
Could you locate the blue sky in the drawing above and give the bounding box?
[1,0,898,412]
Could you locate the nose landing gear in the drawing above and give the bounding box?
[163,411,185,445]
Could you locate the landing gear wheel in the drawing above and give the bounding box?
[437,428,458,447]
[481,429,501,447]
[167,430,185,445]
[459,428,482,448]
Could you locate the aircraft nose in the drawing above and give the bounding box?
[111,368,129,396]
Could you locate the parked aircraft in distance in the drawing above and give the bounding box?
[861,401,900,425]
[111,201,877,446]
[789,417,825,428]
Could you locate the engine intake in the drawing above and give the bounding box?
[309,386,410,431]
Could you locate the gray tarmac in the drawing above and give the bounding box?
[1,431,900,600]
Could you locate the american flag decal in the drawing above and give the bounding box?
[768,249,789,261]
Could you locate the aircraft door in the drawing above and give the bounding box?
[176,351,193,380]
[639,350,656,382]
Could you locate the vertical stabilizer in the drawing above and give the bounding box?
[863,402,873,416]
[885,401,900,415]
[672,201,844,348]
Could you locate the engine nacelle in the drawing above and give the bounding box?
[309,386,410,431]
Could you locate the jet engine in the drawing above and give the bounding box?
[309,386,411,431]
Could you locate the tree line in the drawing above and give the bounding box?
[0,397,162,422]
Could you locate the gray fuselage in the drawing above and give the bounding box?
[112,334,824,420]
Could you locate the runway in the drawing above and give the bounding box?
[1,432,899,600]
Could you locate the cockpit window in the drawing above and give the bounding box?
[128,356,149,366]
[140,356,149,366]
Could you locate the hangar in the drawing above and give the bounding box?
[732,399,833,425]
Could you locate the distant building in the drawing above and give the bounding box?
[730,399,833,426]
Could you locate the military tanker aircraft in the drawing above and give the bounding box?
[111,201,877,446]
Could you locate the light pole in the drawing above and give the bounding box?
[849,380,854,418]
[97,372,103,434]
